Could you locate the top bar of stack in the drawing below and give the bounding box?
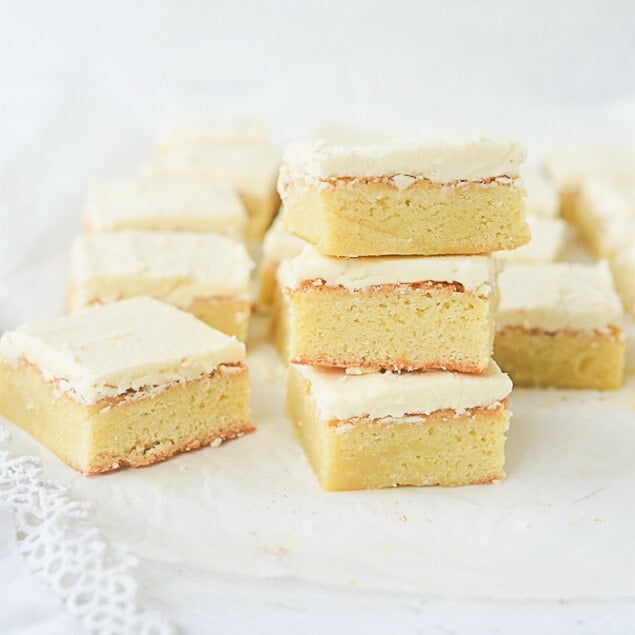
[278,135,529,256]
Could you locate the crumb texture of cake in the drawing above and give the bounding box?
[84,175,247,238]
[495,262,625,389]
[279,136,529,256]
[279,247,498,372]
[0,297,252,474]
[69,231,254,339]
[286,362,512,490]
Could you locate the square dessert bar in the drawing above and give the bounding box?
[494,262,625,389]
[278,136,529,256]
[286,361,512,491]
[279,246,498,373]
[497,214,567,264]
[69,231,254,340]
[84,175,247,239]
[257,211,307,312]
[0,297,252,475]
[152,141,280,240]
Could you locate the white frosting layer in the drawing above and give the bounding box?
[522,169,559,217]
[497,261,623,332]
[157,116,270,150]
[280,135,525,184]
[278,245,495,295]
[544,143,635,189]
[0,297,245,404]
[497,215,567,264]
[262,213,307,264]
[84,175,247,237]
[151,144,280,196]
[70,231,254,308]
[293,361,512,420]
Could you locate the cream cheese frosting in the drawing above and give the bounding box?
[262,213,308,264]
[294,361,512,421]
[279,135,525,184]
[278,245,496,295]
[497,215,567,264]
[84,175,247,236]
[70,231,254,308]
[0,297,246,404]
[497,261,623,332]
[151,144,280,196]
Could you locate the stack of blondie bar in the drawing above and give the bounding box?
[277,136,529,490]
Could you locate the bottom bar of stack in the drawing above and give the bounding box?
[286,361,512,491]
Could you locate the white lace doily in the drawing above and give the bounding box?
[0,425,175,635]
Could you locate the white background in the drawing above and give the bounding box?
[2,0,635,170]
[1,2,635,634]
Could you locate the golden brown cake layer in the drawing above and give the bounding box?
[0,359,252,474]
[282,177,528,256]
[286,281,495,373]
